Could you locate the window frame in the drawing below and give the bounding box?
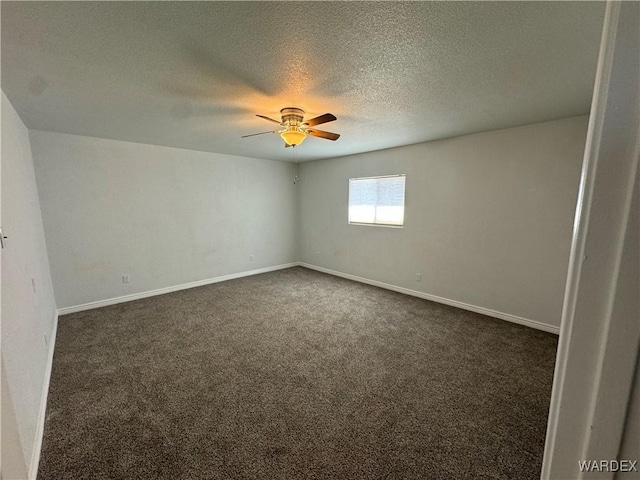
[347,174,406,228]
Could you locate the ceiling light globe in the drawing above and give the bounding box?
[281,128,307,147]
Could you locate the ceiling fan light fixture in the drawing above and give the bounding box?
[244,108,338,147]
[280,126,307,147]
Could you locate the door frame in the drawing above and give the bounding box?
[541,1,640,478]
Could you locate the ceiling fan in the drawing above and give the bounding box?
[242,107,340,148]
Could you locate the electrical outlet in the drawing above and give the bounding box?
[249,254,254,262]
[416,273,422,282]
[122,274,130,284]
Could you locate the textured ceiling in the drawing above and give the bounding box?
[2,2,604,162]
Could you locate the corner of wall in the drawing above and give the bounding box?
[2,90,59,479]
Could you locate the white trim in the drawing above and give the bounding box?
[29,311,59,480]
[300,263,559,335]
[57,263,300,315]
[542,11,617,469]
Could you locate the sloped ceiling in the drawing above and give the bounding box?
[1,1,604,162]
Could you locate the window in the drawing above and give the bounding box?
[348,174,406,227]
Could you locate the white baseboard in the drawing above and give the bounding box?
[29,311,59,480]
[300,263,560,335]
[57,263,300,315]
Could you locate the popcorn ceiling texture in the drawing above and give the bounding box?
[38,267,557,479]
[1,1,604,162]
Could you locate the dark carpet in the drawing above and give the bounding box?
[38,267,558,480]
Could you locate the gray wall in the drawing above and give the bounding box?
[29,115,587,327]
[298,116,588,329]
[30,131,297,309]
[1,92,57,475]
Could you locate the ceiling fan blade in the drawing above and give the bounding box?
[241,130,279,138]
[256,114,283,125]
[306,129,340,141]
[304,113,336,127]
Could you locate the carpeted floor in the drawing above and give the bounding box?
[38,267,558,480]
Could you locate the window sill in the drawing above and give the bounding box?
[348,222,404,229]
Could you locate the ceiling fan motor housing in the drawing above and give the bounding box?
[280,107,305,126]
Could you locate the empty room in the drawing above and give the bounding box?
[1,2,638,480]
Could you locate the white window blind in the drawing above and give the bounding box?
[348,175,406,226]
